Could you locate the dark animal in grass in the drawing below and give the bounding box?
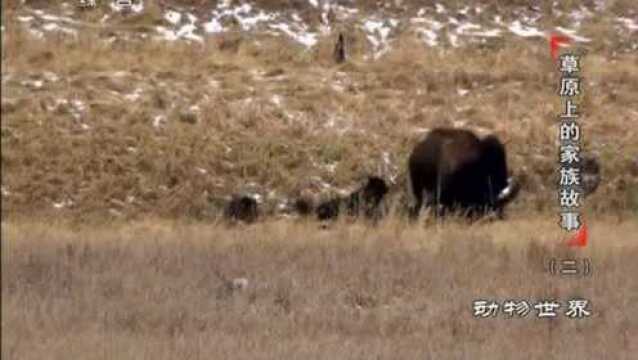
[407,127,520,220]
[224,195,259,223]
[293,197,315,216]
[316,176,389,221]
[333,32,346,64]
[580,155,601,197]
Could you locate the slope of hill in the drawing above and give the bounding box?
[2,0,637,220]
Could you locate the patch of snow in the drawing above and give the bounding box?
[271,94,282,106]
[362,18,398,58]
[110,0,144,13]
[211,3,276,31]
[178,23,203,42]
[520,12,542,25]
[42,71,60,82]
[22,79,44,89]
[448,33,459,47]
[124,88,143,102]
[42,22,78,36]
[417,28,438,47]
[454,21,502,38]
[269,22,318,48]
[568,6,594,28]
[238,11,275,30]
[618,17,638,31]
[53,199,74,209]
[455,22,483,35]
[411,17,444,30]
[28,28,45,39]
[322,162,337,173]
[453,120,467,128]
[165,10,182,25]
[412,127,430,134]
[336,188,350,197]
[71,99,86,118]
[153,114,166,128]
[157,22,203,43]
[32,10,81,25]
[508,20,545,37]
[457,88,470,96]
[111,71,129,78]
[555,27,592,42]
[203,18,223,33]
[471,28,502,37]
[435,3,446,14]
[331,83,345,92]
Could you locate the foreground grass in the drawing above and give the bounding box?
[2,217,637,359]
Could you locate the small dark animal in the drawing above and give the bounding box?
[224,195,259,223]
[293,197,314,216]
[580,156,601,196]
[408,128,520,220]
[316,176,389,221]
[333,32,346,64]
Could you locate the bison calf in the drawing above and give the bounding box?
[224,195,259,223]
[316,176,389,221]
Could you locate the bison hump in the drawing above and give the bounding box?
[438,136,482,175]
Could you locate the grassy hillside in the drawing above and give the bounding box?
[2,3,637,221]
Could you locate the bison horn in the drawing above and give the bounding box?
[496,177,521,205]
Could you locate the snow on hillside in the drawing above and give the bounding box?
[2,0,637,213]
[7,0,638,55]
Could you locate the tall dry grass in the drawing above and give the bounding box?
[2,217,637,359]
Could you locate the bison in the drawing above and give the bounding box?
[224,194,259,223]
[316,176,389,221]
[407,128,520,220]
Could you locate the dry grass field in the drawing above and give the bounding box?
[2,1,638,359]
[2,217,638,360]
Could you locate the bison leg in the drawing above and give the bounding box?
[409,189,437,221]
[408,190,422,220]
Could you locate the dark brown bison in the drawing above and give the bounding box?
[316,176,389,221]
[224,194,259,223]
[408,128,520,219]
